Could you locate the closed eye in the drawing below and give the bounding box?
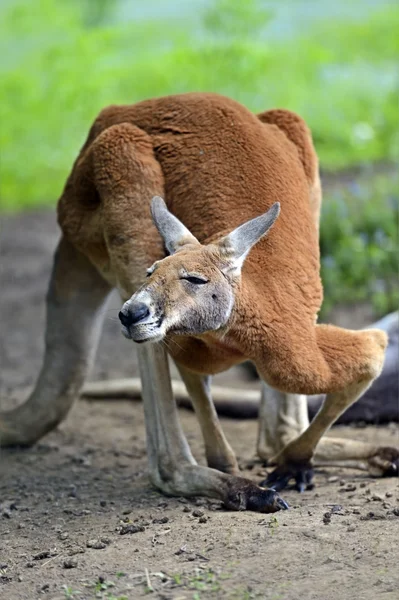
[146,264,157,277]
[181,275,208,285]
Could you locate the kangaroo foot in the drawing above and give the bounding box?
[224,479,289,512]
[367,446,398,477]
[260,459,314,493]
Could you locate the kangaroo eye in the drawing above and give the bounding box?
[182,275,208,285]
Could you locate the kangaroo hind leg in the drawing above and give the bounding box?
[260,325,395,491]
[257,384,397,479]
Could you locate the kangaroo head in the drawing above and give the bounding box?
[119,196,279,343]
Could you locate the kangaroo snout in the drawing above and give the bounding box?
[119,295,164,343]
[119,302,150,327]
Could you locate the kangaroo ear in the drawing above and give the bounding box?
[151,196,200,254]
[218,202,280,274]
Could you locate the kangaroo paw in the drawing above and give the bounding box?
[260,459,314,493]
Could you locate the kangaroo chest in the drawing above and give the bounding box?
[167,334,246,375]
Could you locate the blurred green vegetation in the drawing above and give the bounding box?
[320,174,398,317]
[0,0,397,316]
[1,0,398,209]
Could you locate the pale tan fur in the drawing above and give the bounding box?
[1,93,397,510]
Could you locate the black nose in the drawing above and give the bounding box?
[119,302,150,327]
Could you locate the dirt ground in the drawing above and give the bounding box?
[1,210,398,600]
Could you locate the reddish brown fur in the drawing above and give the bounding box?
[58,93,386,397]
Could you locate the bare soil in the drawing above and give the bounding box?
[1,210,398,600]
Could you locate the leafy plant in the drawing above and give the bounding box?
[63,585,81,599]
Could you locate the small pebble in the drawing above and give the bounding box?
[192,509,204,518]
[68,546,85,556]
[371,494,384,502]
[199,516,207,523]
[152,517,169,524]
[32,551,51,561]
[339,484,356,493]
[86,539,106,549]
[63,559,77,569]
[328,476,339,483]
[347,525,356,532]
[120,524,145,535]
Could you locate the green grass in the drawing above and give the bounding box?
[1,0,398,210]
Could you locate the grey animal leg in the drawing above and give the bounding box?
[177,365,239,474]
[0,238,111,446]
[258,382,398,479]
[138,343,287,512]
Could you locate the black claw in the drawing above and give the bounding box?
[381,455,398,478]
[248,487,288,513]
[383,462,398,478]
[296,481,306,493]
[265,471,291,492]
[260,461,314,493]
[246,487,288,513]
[371,447,399,478]
[276,496,290,510]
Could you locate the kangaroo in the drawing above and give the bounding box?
[1,93,397,512]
